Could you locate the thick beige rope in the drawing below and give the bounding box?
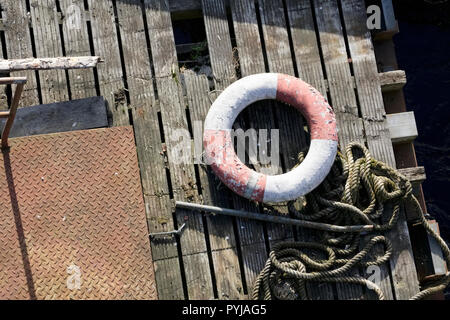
[252,142,450,300]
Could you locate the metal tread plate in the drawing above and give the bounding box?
[0,126,157,300]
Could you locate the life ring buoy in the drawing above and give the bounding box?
[203,73,338,203]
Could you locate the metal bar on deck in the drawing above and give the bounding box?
[176,201,375,233]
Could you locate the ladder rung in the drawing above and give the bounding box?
[0,77,28,85]
[0,111,10,118]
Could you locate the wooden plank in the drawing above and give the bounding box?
[380,70,407,92]
[234,208,267,296]
[229,0,271,294]
[200,0,243,299]
[387,112,418,143]
[284,0,335,300]
[132,105,185,300]
[230,0,265,77]
[258,0,299,245]
[183,71,243,299]
[144,0,214,300]
[0,0,40,107]
[59,0,97,99]
[113,0,185,300]
[427,221,447,276]
[312,0,377,300]
[28,0,69,103]
[398,166,426,184]
[87,0,128,126]
[115,0,155,105]
[201,0,236,87]
[313,0,364,147]
[340,0,420,299]
[341,1,395,165]
[152,257,185,299]
[286,0,327,97]
[0,96,107,138]
[230,0,280,176]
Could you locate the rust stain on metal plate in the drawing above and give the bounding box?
[0,126,157,300]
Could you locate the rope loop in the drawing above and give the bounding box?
[253,142,450,300]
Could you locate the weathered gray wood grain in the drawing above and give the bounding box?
[116,0,184,300]
[0,0,40,107]
[199,0,244,300]
[144,0,214,300]
[313,0,380,300]
[184,69,243,299]
[341,0,420,299]
[284,0,336,299]
[88,0,128,126]
[257,0,300,246]
[229,0,272,295]
[59,0,97,99]
[28,0,69,103]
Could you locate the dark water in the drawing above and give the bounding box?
[394,20,450,245]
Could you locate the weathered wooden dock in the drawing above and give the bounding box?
[0,0,439,299]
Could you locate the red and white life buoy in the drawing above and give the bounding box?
[203,73,338,203]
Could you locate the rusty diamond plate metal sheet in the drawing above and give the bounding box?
[0,126,157,300]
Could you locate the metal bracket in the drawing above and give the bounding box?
[149,223,186,238]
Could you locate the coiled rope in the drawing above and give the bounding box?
[252,142,450,300]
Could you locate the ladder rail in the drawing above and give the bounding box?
[0,77,27,149]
